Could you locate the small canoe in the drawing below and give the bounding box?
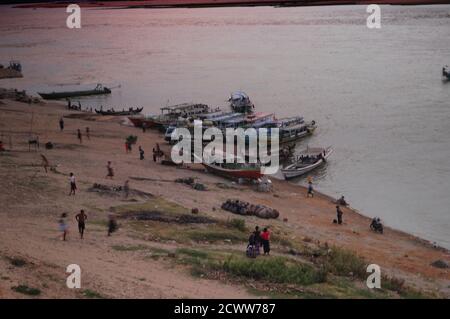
[281,146,333,179]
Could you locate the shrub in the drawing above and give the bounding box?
[220,256,327,285]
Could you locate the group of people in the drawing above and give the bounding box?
[58,210,118,241]
[247,226,271,258]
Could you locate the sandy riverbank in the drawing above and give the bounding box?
[0,97,448,298]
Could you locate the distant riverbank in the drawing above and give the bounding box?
[13,0,450,9]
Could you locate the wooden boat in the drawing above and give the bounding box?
[281,146,333,179]
[196,151,263,180]
[128,103,210,129]
[38,84,111,100]
[95,107,143,116]
[278,120,317,144]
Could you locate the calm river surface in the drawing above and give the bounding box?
[1,4,449,247]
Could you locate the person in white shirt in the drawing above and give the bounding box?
[69,172,77,196]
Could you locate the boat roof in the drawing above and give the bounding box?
[245,112,274,122]
[230,91,249,101]
[278,116,304,126]
[161,103,208,112]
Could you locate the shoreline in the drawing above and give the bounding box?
[0,95,449,298]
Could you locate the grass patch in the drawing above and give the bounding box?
[225,218,247,232]
[111,244,148,252]
[11,285,41,296]
[82,289,105,299]
[185,228,247,243]
[321,246,367,279]
[219,256,327,286]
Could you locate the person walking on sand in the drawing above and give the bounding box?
[40,154,49,173]
[107,214,118,236]
[336,205,343,225]
[139,146,144,160]
[106,161,114,179]
[85,127,90,140]
[69,172,77,196]
[59,213,68,241]
[75,209,87,239]
[261,227,271,256]
[77,129,82,144]
[59,117,64,131]
[123,180,130,199]
[307,181,314,198]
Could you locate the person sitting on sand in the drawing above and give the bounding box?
[75,209,87,239]
[261,227,271,256]
[106,161,114,179]
[69,173,77,196]
[59,213,68,241]
[77,129,82,144]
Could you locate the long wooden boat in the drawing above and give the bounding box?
[281,146,333,179]
[95,107,143,116]
[195,152,263,180]
[38,84,111,100]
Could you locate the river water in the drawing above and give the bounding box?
[1,4,449,247]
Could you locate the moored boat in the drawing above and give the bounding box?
[38,83,111,100]
[229,91,254,113]
[443,65,450,80]
[281,146,333,179]
[95,107,143,116]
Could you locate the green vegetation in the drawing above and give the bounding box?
[220,256,327,285]
[225,218,247,232]
[12,285,41,296]
[82,289,105,299]
[321,246,367,279]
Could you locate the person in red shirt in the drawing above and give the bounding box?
[261,227,271,255]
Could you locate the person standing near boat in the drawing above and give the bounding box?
[307,181,314,198]
[59,117,64,131]
[77,129,82,144]
[336,206,343,225]
[75,209,87,239]
[261,228,271,255]
[69,172,77,196]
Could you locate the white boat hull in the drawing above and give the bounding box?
[281,148,333,179]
